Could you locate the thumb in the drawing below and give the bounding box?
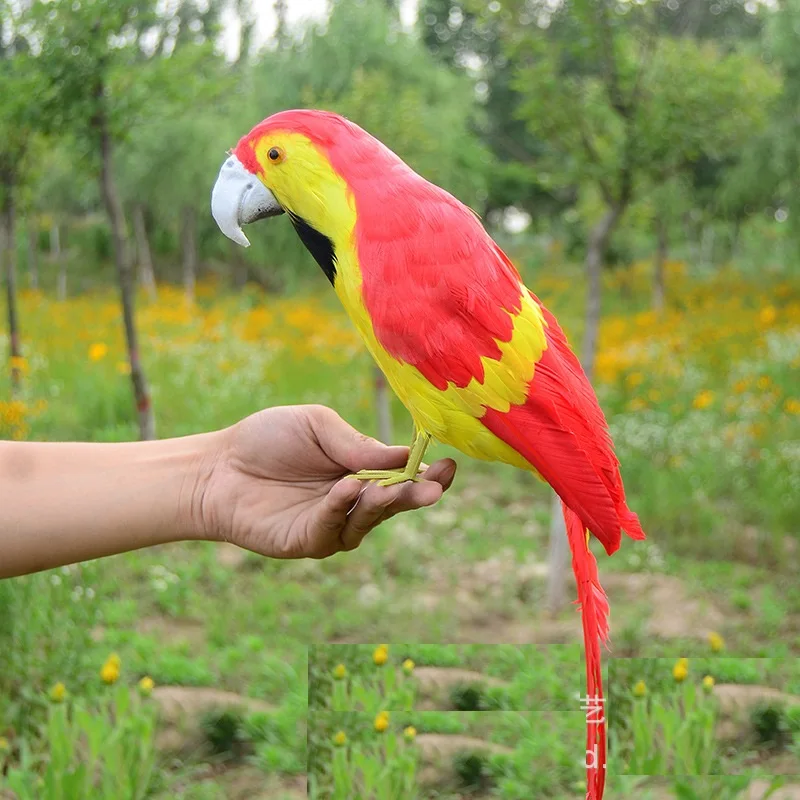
[310,406,409,472]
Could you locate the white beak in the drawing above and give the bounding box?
[211,154,283,248]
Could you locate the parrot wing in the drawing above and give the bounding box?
[481,294,646,555]
[357,189,526,392]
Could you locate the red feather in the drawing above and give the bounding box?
[482,297,645,554]
[564,503,608,800]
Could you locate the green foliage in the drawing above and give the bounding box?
[750,703,792,749]
[0,685,157,799]
[311,645,417,713]
[201,708,245,755]
[453,750,490,789]
[309,712,419,800]
[670,776,769,800]
[0,564,102,738]
[626,680,718,774]
[449,683,487,711]
[504,0,777,207]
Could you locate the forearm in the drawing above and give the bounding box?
[0,433,221,579]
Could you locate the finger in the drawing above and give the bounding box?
[381,479,444,521]
[311,478,364,552]
[308,406,409,472]
[361,461,456,526]
[419,458,458,492]
[339,481,407,551]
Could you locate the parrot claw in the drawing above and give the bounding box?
[347,469,423,486]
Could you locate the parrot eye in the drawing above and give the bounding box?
[267,147,285,164]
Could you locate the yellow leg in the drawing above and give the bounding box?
[349,428,432,486]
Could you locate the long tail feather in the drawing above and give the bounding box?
[563,501,608,800]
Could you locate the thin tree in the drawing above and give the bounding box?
[0,4,39,394]
[180,206,197,304]
[132,204,157,300]
[0,179,21,393]
[52,222,67,301]
[34,0,157,439]
[499,0,776,610]
[26,219,38,290]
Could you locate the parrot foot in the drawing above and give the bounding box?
[347,468,423,486]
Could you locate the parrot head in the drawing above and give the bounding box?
[211,109,405,282]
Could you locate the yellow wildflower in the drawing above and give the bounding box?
[403,725,417,741]
[138,676,155,696]
[702,675,715,692]
[673,661,688,683]
[402,658,415,675]
[756,375,771,390]
[88,342,108,362]
[625,372,644,389]
[373,645,389,666]
[733,378,750,394]
[333,730,347,747]
[10,356,28,375]
[100,654,121,685]
[374,711,390,733]
[49,682,67,703]
[116,361,130,375]
[101,662,120,684]
[0,736,8,753]
[784,399,800,415]
[708,632,725,652]
[633,680,647,697]
[333,663,347,680]
[759,306,777,325]
[692,390,714,410]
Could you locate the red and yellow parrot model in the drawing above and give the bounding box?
[211,109,645,799]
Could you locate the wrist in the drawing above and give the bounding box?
[178,427,230,543]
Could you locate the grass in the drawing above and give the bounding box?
[609,658,800,778]
[0,257,799,796]
[309,643,584,713]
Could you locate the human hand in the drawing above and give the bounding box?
[194,405,457,559]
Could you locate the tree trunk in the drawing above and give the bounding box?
[52,224,67,301]
[26,219,38,290]
[681,210,695,260]
[373,367,393,444]
[730,217,741,263]
[181,206,197,303]
[233,254,248,288]
[700,223,715,268]
[546,493,570,615]
[231,246,250,289]
[98,123,155,441]
[548,201,624,614]
[582,203,624,383]
[133,204,157,301]
[2,192,22,394]
[274,0,288,47]
[653,217,668,313]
